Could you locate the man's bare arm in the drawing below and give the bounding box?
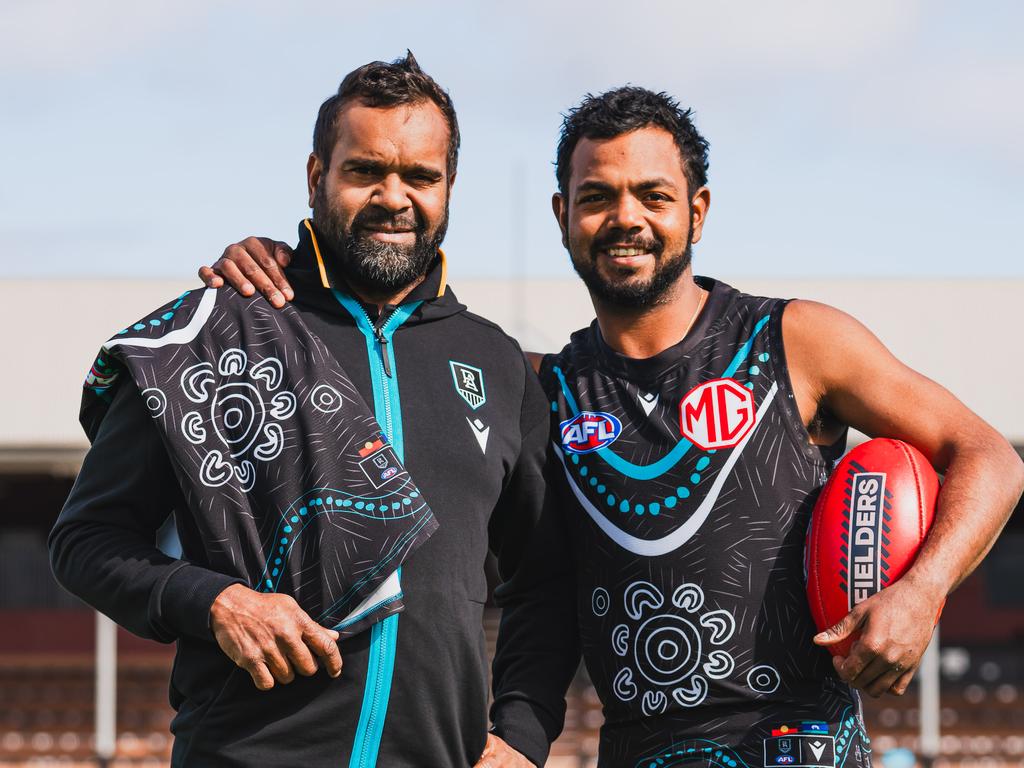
[784,300,1024,696]
[199,237,295,308]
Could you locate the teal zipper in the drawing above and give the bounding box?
[332,291,421,768]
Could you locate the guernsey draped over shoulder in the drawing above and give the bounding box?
[82,286,437,636]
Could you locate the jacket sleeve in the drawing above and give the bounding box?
[487,358,581,768]
[49,377,242,643]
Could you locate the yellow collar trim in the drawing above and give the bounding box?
[435,248,448,298]
[304,217,448,298]
[303,219,332,289]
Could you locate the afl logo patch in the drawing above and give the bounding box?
[560,411,622,454]
[679,378,756,450]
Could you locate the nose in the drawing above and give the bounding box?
[607,193,644,233]
[371,173,412,214]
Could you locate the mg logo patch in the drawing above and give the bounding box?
[560,411,622,454]
[450,361,486,410]
[680,378,756,450]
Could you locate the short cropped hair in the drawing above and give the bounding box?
[313,50,460,178]
[556,86,709,199]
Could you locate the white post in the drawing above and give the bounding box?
[918,625,940,767]
[95,611,117,766]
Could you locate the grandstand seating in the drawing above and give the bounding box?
[1,616,1021,767]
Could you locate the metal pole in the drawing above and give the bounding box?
[95,611,117,767]
[918,624,940,768]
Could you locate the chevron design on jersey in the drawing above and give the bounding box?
[554,381,778,556]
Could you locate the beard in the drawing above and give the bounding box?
[569,230,693,309]
[312,182,448,295]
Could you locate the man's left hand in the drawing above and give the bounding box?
[473,734,534,768]
[813,577,943,697]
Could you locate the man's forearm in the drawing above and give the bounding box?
[49,518,240,642]
[51,377,243,642]
[905,432,1024,597]
[490,579,581,768]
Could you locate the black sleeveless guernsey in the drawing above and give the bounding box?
[540,278,872,768]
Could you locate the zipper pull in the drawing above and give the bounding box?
[374,326,393,377]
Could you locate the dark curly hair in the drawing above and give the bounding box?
[313,50,460,178]
[556,86,709,199]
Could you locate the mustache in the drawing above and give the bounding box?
[591,233,663,254]
[351,206,421,233]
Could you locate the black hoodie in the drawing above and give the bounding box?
[50,221,559,767]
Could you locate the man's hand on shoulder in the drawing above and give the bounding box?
[813,575,942,697]
[209,583,342,691]
[473,734,535,768]
[198,237,295,308]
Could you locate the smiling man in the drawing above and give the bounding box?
[197,86,1022,768]
[485,87,1022,767]
[52,53,551,767]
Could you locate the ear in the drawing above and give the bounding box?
[447,170,457,192]
[551,193,569,249]
[689,186,711,245]
[307,153,323,209]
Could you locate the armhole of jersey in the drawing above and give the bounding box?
[769,300,847,466]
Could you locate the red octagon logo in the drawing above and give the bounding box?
[679,378,756,450]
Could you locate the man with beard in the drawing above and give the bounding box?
[51,53,548,767]
[209,86,1022,768]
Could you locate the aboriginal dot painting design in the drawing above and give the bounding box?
[542,279,862,766]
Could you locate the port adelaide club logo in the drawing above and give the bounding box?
[449,361,486,410]
[841,465,894,610]
[560,411,622,454]
[679,377,756,450]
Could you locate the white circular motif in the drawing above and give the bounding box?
[611,624,630,657]
[182,411,206,444]
[141,387,167,417]
[309,384,345,414]
[611,580,736,710]
[624,581,664,620]
[181,363,214,403]
[181,349,296,489]
[218,349,247,376]
[612,667,637,701]
[703,649,735,680]
[592,587,610,616]
[635,614,701,686]
[746,664,781,694]
[641,690,667,716]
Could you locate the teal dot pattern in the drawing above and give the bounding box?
[117,290,192,335]
[258,486,425,597]
[562,356,769,515]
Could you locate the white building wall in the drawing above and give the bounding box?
[1,277,1020,462]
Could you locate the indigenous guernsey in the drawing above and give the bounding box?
[492,277,872,768]
[81,286,437,636]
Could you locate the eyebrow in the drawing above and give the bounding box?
[575,177,680,194]
[341,157,444,180]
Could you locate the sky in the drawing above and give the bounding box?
[1,0,1021,280]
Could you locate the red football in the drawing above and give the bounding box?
[806,438,940,657]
